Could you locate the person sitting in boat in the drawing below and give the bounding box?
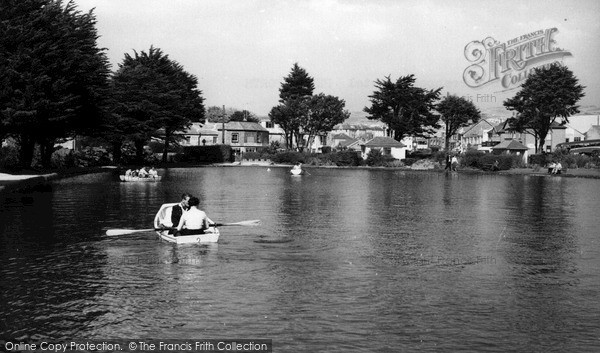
[155,193,191,234]
[148,166,158,179]
[292,162,302,170]
[125,169,132,177]
[175,196,214,236]
[138,167,149,178]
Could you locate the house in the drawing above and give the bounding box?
[491,139,529,163]
[211,121,270,153]
[460,119,498,152]
[360,136,407,160]
[489,120,568,154]
[585,125,600,140]
[177,122,219,146]
[400,136,429,151]
[331,133,354,148]
[260,119,286,148]
[331,123,387,141]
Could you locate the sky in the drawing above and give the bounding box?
[74,0,600,118]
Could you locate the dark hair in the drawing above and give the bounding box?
[188,197,199,207]
[181,193,191,200]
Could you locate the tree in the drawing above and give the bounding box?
[302,94,350,150]
[229,110,259,123]
[364,75,441,142]
[205,106,235,123]
[503,63,585,153]
[270,63,315,150]
[436,95,481,152]
[107,47,204,163]
[0,0,110,168]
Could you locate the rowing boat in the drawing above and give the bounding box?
[153,202,219,244]
[156,227,220,244]
[290,168,302,175]
[120,175,162,182]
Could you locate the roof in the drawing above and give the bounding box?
[208,121,268,132]
[492,139,529,150]
[334,123,386,131]
[462,119,496,137]
[338,138,360,148]
[362,136,407,148]
[332,133,353,140]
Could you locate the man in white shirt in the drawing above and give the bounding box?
[175,196,214,236]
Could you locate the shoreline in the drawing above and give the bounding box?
[2,163,599,193]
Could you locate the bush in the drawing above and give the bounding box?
[179,145,233,163]
[329,150,363,166]
[0,144,20,171]
[528,153,551,167]
[461,150,486,168]
[270,151,304,164]
[365,149,395,166]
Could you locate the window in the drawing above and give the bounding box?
[565,138,570,143]
[574,137,581,142]
[257,133,262,144]
[265,122,274,128]
[232,133,239,143]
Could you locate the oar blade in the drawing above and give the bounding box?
[217,220,261,227]
[105,228,154,236]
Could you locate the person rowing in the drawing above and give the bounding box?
[154,193,190,234]
[174,196,215,236]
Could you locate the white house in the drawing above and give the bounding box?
[361,136,407,160]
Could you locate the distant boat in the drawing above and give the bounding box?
[290,168,302,175]
[119,175,162,182]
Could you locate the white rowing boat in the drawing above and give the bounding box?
[120,175,162,182]
[290,168,302,175]
[153,203,220,244]
[156,227,220,244]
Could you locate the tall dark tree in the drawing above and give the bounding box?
[107,47,204,163]
[270,63,315,150]
[0,0,110,168]
[436,95,481,152]
[364,75,441,142]
[503,63,585,153]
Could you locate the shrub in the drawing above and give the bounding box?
[0,144,20,171]
[242,151,262,160]
[528,153,551,167]
[330,150,363,166]
[179,145,233,163]
[461,150,486,168]
[270,151,304,164]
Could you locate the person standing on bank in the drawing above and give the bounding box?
[451,155,459,171]
[175,196,214,236]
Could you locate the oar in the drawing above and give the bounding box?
[105,228,156,236]
[105,220,261,236]
[214,220,261,227]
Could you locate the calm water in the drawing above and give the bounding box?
[1,167,599,352]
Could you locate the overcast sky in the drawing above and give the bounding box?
[75,0,600,117]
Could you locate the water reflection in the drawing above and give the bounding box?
[1,168,599,351]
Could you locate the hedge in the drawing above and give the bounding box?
[178,145,234,163]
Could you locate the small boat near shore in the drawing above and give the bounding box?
[120,175,162,182]
[290,168,302,175]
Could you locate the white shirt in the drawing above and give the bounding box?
[177,207,211,230]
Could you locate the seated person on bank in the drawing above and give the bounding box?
[552,162,563,174]
[175,197,214,236]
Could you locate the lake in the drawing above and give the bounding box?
[1,167,599,352]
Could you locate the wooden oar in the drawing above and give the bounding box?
[105,228,156,236]
[214,220,261,227]
[105,220,261,236]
